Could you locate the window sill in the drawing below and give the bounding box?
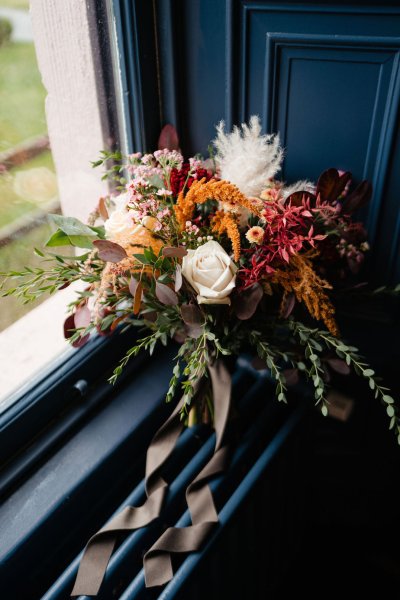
[0,344,177,599]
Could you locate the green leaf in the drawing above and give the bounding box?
[321,405,328,417]
[386,405,395,418]
[48,251,90,261]
[90,225,106,239]
[143,247,157,263]
[363,369,375,377]
[336,344,349,352]
[91,159,104,168]
[132,253,151,265]
[309,339,323,352]
[46,228,94,249]
[48,214,98,237]
[157,272,173,284]
[148,174,164,188]
[68,235,95,248]
[383,395,395,404]
[45,229,72,247]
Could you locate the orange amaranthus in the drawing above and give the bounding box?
[174,178,263,230]
[271,252,339,336]
[211,210,241,261]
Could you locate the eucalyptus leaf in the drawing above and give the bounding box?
[45,229,72,247]
[387,405,395,418]
[48,214,98,237]
[45,229,94,249]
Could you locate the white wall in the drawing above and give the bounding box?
[30,0,109,221]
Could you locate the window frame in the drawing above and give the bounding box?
[0,0,172,493]
[0,0,127,481]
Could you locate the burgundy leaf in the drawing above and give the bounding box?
[341,180,372,215]
[59,280,70,290]
[316,168,352,203]
[181,303,203,325]
[322,363,331,383]
[285,190,316,207]
[74,304,91,329]
[98,197,109,220]
[282,368,299,386]
[174,330,187,344]
[251,356,268,371]
[95,324,110,337]
[129,276,139,296]
[184,323,203,339]
[233,284,263,320]
[174,264,183,292]
[95,307,112,337]
[63,313,90,348]
[280,293,296,319]
[155,281,178,305]
[326,358,351,375]
[162,246,188,258]
[63,314,75,340]
[143,311,157,323]
[93,240,127,263]
[158,124,180,151]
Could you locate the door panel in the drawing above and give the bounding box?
[115,0,400,282]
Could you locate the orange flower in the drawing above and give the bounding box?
[272,253,339,336]
[174,179,262,230]
[246,226,264,244]
[211,210,241,261]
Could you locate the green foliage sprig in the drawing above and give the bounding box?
[289,320,400,437]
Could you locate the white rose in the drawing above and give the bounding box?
[104,208,135,239]
[182,240,237,305]
[110,192,129,213]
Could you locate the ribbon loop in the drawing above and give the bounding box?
[72,360,232,596]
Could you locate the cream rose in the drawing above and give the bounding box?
[182,240,237,305]
[104,208,135,239]
[110,192,129,212]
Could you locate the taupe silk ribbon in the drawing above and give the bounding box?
[71,360,231,596]
[144,360,232,587]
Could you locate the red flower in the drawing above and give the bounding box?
[238,199,326,289]
[170,163,213,195]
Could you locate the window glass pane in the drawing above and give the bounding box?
[0,0,72,410]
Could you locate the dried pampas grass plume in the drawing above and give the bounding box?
[213,115,284,198]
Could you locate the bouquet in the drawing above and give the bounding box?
[2,117,399,593]
[3,116,397,431]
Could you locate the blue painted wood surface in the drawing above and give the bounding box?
[114,0,400,283]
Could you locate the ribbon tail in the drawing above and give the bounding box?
[144,359,232,588]
[71,393,186,597]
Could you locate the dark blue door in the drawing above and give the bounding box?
[115,0,400,282]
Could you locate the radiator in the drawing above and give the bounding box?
[41,363,305,600]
